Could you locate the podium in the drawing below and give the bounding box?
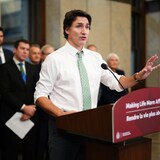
[56,88,160,160]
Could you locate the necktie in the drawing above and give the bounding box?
[18,62,26,83]
[77,51,91,110]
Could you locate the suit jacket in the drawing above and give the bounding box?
[98,69,128,106]
[3,48,13,62]
[0,49,13,100]
[0,59,39,123]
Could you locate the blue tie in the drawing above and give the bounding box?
[18,62,26,83]
[77,51,91,110]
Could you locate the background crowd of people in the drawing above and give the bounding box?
[0,26,55,160]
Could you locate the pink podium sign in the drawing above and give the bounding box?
[112,87,160,143]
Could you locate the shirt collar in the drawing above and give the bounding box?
[13,56,25,66]
[65,41,85,56]
[0,47,3,53]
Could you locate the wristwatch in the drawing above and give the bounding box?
[133,72,144,83]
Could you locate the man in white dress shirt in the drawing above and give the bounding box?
[34,9,160,160]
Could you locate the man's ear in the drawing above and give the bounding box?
[65,27,69,35]
[13,48,16,54]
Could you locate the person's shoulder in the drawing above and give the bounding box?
[3,59,13,66]
[25,61,36,68]
[45,46,67,62]
[25,61,38,67]
[3,48,13,55]
[25,61,40,73]
[0,59,14,71]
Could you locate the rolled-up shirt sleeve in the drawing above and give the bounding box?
[34,56,57,102]
[100,68,124,92]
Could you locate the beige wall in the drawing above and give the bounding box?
[45,0,61,49]
[46,0,131,76]
[146,12,160,87]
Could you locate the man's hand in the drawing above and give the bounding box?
[136,54,160,81]
[22,105,36,117]
[20,113,31,121]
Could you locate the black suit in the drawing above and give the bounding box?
[0,59,39,160]
[3,48,13,62]
[0,48,13,160]
[0,48,13,98]
[98,69,128,106]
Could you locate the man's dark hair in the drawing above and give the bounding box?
[14,39,30,49]
[63,9,92,39]
[0,27,4,33]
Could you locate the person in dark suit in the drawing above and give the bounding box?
[98,53,128,106]
[0,39,39,160]
[0,27,13,64]
[0,27,13,160]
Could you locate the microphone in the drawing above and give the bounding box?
[101,63,108,70]
[101,63,126,91]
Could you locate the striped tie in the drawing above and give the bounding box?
[18,62,26,83]
[77,51,91,110]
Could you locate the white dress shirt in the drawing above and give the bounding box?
[13,57,26,74]
[0,47,6,64]
[34,42,123,111]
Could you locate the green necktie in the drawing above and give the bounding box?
[77,51,91,110]
[18,62,26,83]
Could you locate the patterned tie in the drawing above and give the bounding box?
[77,51,91,110]
[18,62,26,83]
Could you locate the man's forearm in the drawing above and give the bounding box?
[36,97,65,117]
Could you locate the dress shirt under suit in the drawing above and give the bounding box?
[0,58,39,160]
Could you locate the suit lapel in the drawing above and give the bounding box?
[10,60,26,86]
[25,62,32,85]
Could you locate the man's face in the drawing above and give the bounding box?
[65,16,90,50]
[107,57,119,71]
[88,46,97,52]
[14,42,30,62]
[29,46,41,64]
[41,47,54,62]
[0,31,4,46]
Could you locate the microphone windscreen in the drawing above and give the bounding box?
[101,63,108,70]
